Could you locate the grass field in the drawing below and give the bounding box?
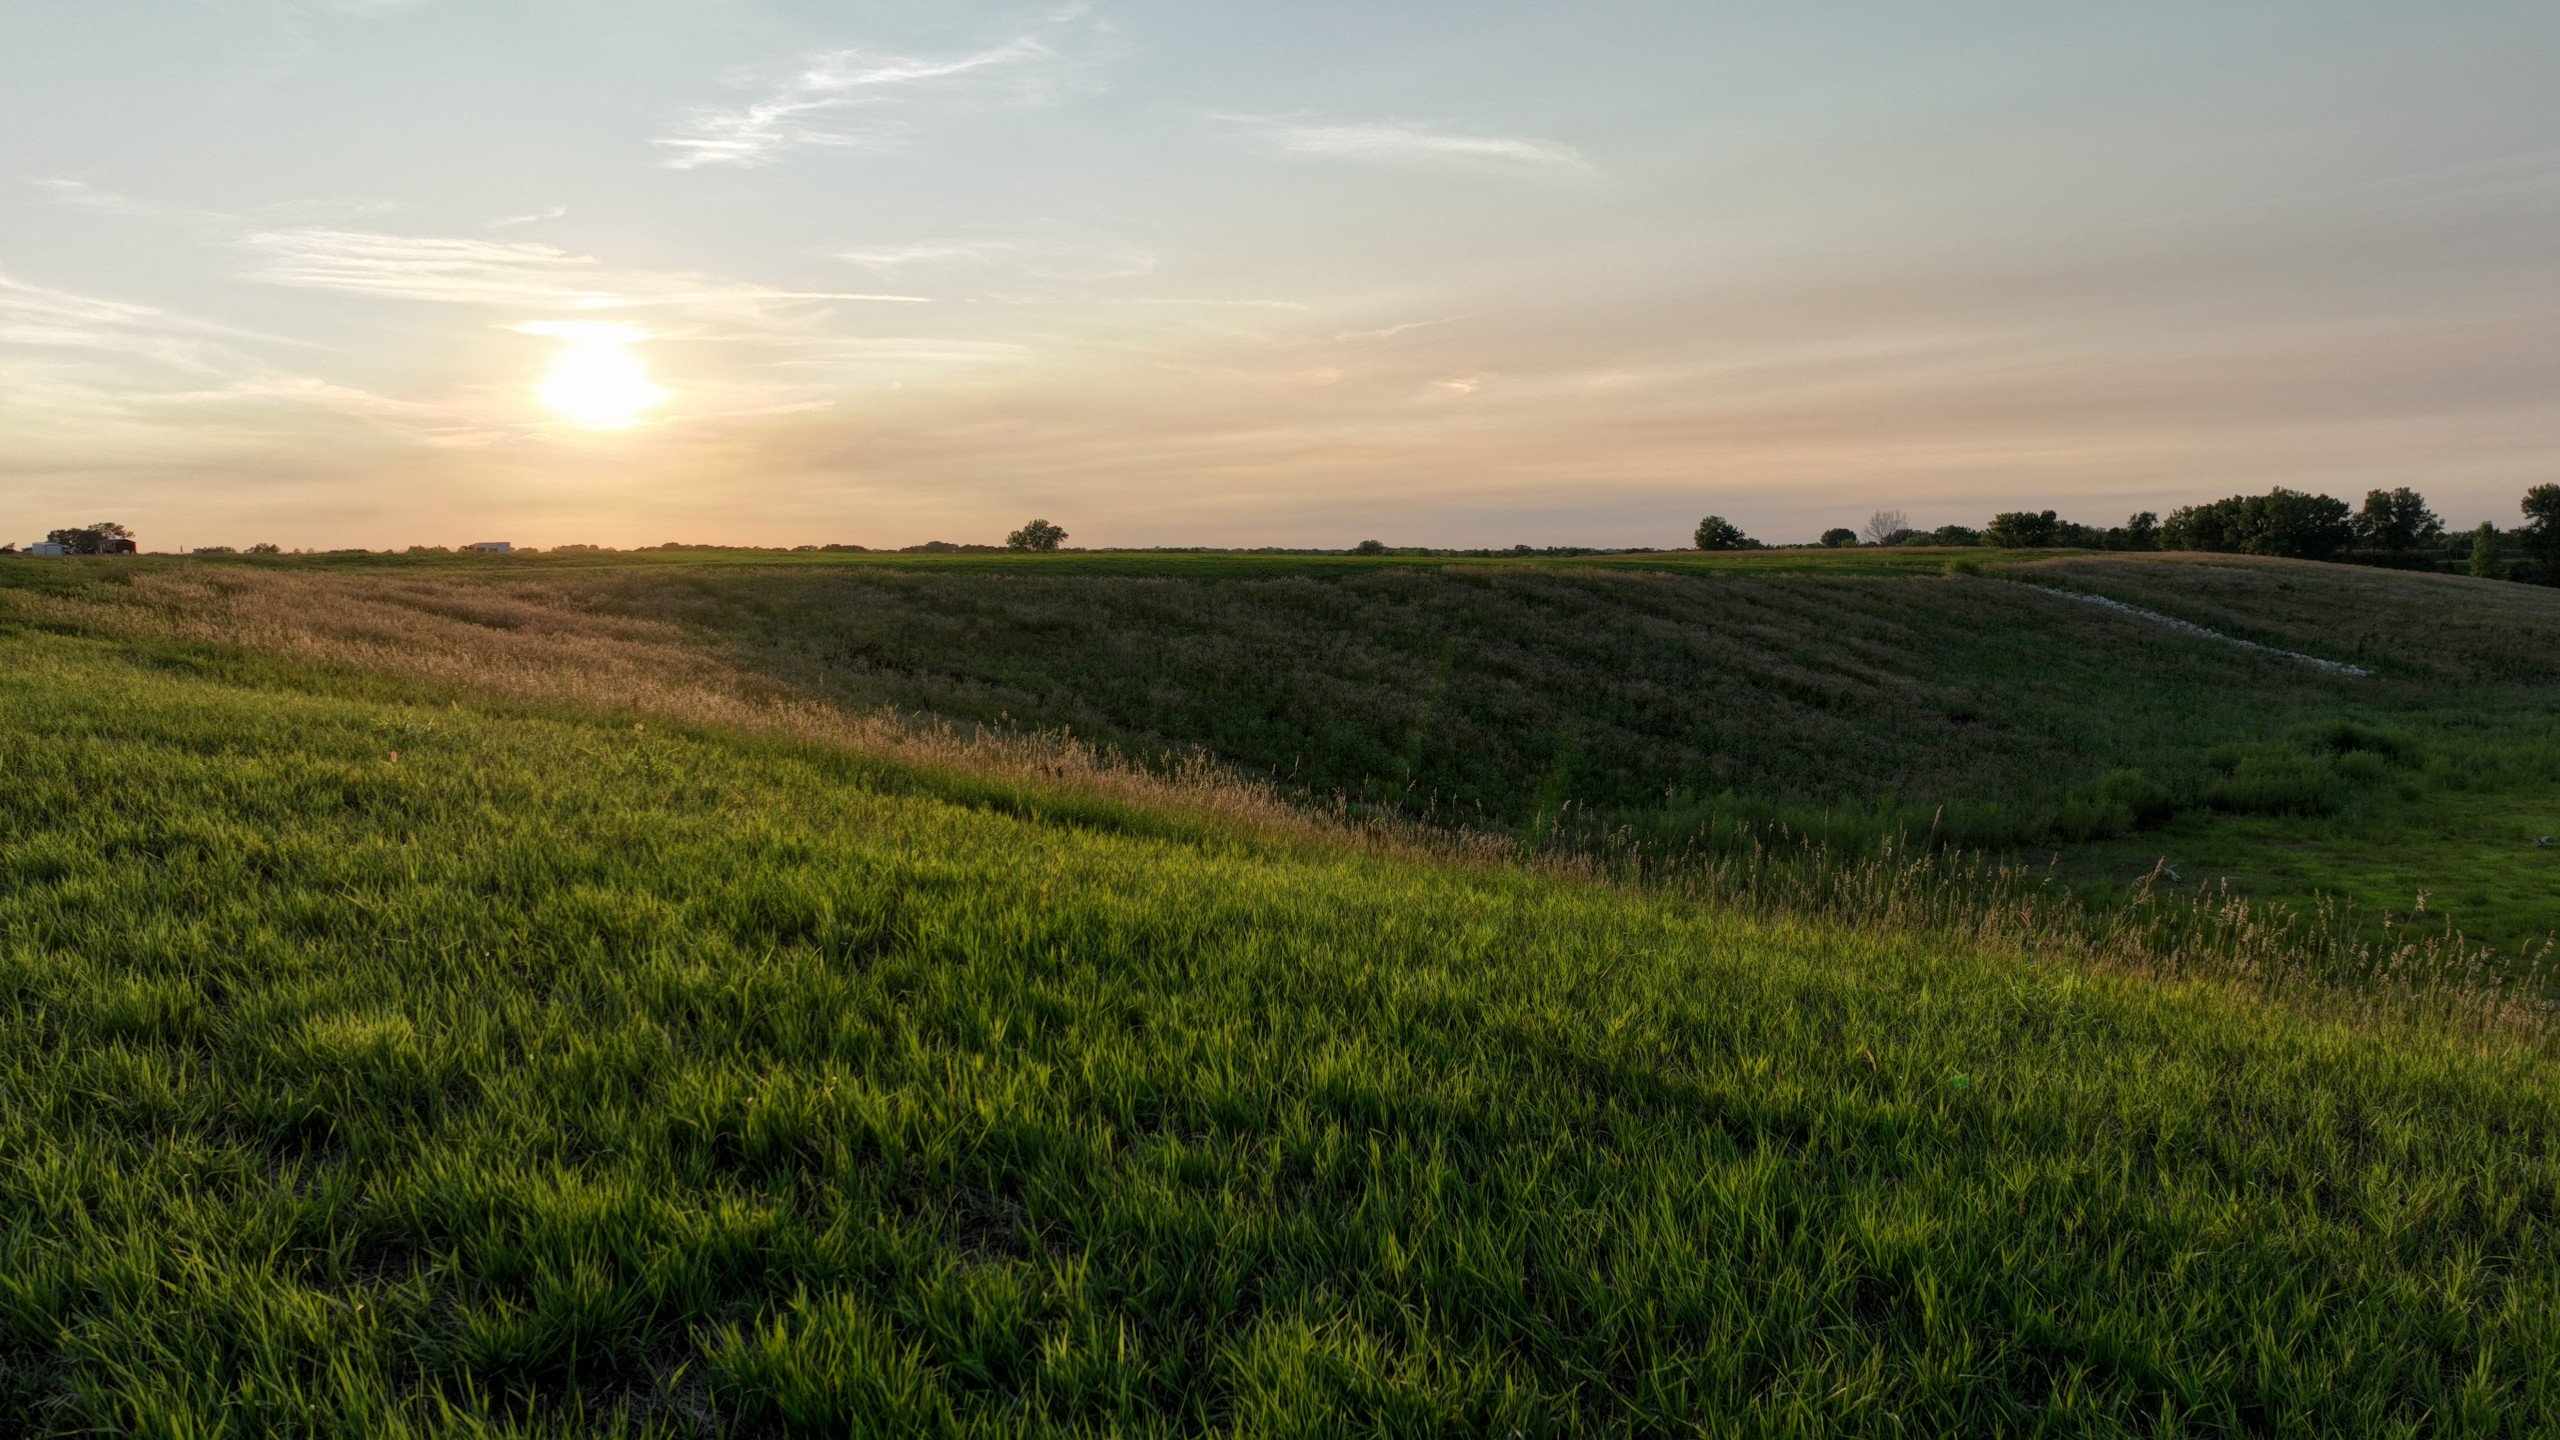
[32,545,2550,954]
[5,609,2560,1436]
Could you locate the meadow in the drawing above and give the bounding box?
[2,549,2558,1435]
[62,545,2553,953]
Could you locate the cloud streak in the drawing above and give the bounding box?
[239,230,929,311]
[654,39,1052,169]
[0,270,313,370]
[1232,118,1594,175]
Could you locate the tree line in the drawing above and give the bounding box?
[1696,484,2560,583]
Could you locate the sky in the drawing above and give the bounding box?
[5,2,2559,551]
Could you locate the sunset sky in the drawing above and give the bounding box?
[5,2,2558,550]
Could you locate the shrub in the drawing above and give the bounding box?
[2053,768,2178,839]
[1818,528,1857,548]
[2284,719,2413,762]
[2199,731,2405,818]
[2203,746,2350,816]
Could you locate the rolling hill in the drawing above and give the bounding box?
[1,548,2555,1435]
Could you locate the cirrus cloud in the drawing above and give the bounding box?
[1225,116,1595,175]
[238,229,930,312]
[654,38,1058,170]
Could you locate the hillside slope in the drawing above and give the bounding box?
[54,548,2548,949]
[2,610,2559,1434]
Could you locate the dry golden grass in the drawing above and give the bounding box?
[11,567,1396,851]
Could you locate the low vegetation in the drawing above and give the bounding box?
[2,611,2559,1436]
[2,546,2556,1434]
[54,545,2538,951]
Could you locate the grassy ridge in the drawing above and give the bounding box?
[11,552,2555,954]
[491,558,2359,835]
[391,550,2555,952]
[4,623,2560,1435]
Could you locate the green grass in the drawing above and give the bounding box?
[485,555,2360,838]
[295,548,2554,951]
[23,548,2559,955]
[217,545,2036,581]
[5,619,2560,1434]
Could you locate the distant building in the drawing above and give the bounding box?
[26,542,67,556]
[100,537,137,555]
[469,541,512,553]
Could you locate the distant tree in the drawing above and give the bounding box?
[2353,488,2445,554]
[1818,527,1858,548]
[1352,538,1389,555]
[2158,502,2229,553]
[1859,509,1912,546]
[1006,518,1067,553]
[1693,515,1752,550]
[2159,489,2353,561]
[1926,524,1982,547]
[2523,484,2560,584]
[248,542,282,555]
[1984,510,2062,548]
[2113,512,2161,551]
[2468,522,2500,579]
[44,522,135,555]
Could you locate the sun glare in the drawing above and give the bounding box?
[523,322,666,430]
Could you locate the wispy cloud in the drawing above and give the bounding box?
[0,270,313,370]
[836,238,1035,272]
[0,271,499,450]
[1228,117,1594,175]
[1333,315,1471,343]
[239,229,930,311]
[834,235,1158,286]
[488,205,566,229]
[654,39,1053,170]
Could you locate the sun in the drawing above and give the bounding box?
[521,322,667,429]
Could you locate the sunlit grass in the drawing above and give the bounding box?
[3,625,2559,1435]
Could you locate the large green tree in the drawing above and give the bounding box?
[2160,489,2354,560]
[2522,484,2560,584]
[1984,510,2063,548]
[1005,518,1068,553]
[1693,515,1752,550]
[43,521,135,555]
[2352,488,2445,554]
[2469,523,2500,579]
